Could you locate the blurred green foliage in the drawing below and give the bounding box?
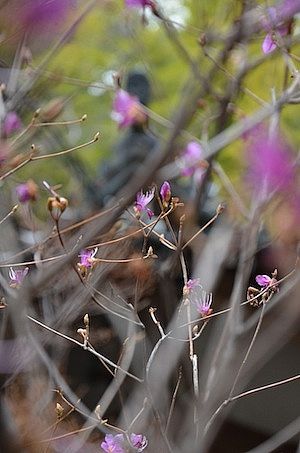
[3,0,300,212]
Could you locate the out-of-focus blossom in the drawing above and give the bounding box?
[125,0,153,8]
[78,248,98,269]
[160,181,171,207]
[256,274,272,287]
[101,434,125,453]
[277,0,300,22]
[9,267,29,288]
[179,141,202,176]
[261,5,291,54]
[16,179,38,203]
[3,112,22,137]
[100,433,148,452]
[177,141,207,182]
[262,27,289,54]
[112,89,146,128]
[21,0,72,32]
[183,278,201,295]
[246,126,294,199]
[134,189,154,219]
[193,289,213,318]
[130,433,148,451]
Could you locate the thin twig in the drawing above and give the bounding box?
[182,209,222,250]
[149,307,165,338]
[27,315,143,382]
[231,373,300,402]
[229,302,267,399]
[165,368,182,434]
[31,132,99,160]
[0,204,18,226]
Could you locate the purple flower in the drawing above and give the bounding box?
[255,271,279,295]
[134,189,154,219]
[275,0,300,23]
[130,433,148,451]
[194,290,213,318]
[3,112,22,137]
[255,274,272,287]
[184,278,201,295]
[78,248,98,269]
[262,28,289,54]
[9,267,29,288]
[246,126,294,198]
[16,184,31,203]
[125,0,153,8]
[16,180,38,203]
[160,181,171,206]
[101,434,125,453]
[262,32,278,54]
[21,0,72,32]
[112,89,146,129]
[181,141,202,174]
[178,141,206,181]
[262,6,289,54]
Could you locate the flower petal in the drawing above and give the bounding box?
[262,33,277,54]
[255,274,272,287]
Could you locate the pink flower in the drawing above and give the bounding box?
[160,181,171,206]
[78,248,98,268]
[279,0,300,19]
[255,274,272,287]
[101,434,125,453]
[112,89,146,129]
[3,112,22,137]
[125,0,153,8]
[9,267,29,288]
[262,28,289,54]
[184,278,201,295]
[193,289,213,318]
[262,33,278,54]
[130,433,148,451]
[21,0,72,32]
[177,142,206,182]
[254,271,279,297]
[262,6,289,54]
[134,189,154,219]
[100,433,148,452]
[16,180,38,203]
[246,126,294,198]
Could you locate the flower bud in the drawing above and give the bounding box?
[55,402,64,419]
[3,112,22,136]
[160,181,171,208]
[216,203,226,215]
[16,179,38,203]
[84,313,89,327]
